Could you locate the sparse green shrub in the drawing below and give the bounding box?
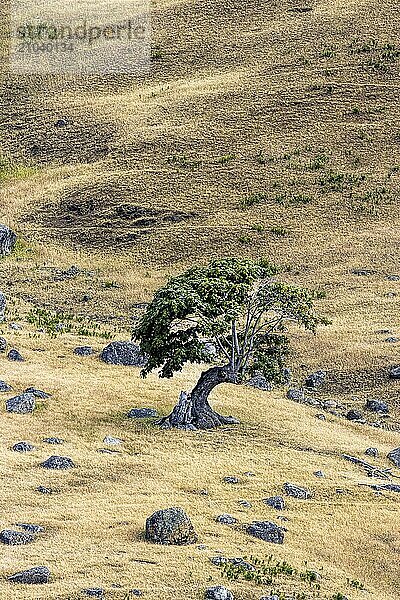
[251,223,265,233]
[275,193,312,206]
[216,154,236,164]
[27,307,113,339]
[319,171,366,192]
[271,226,288,237]
[239,192,268,209]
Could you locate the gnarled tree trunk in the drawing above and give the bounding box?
[158,365,240,430]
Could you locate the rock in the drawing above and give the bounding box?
[55,117,69,128]
[389,366,400,379]
[365,399,388,413]
[247,373,272,391]
[8,566,50,584]
[365,447,379,458]
[103,435,123,445]
[82,589,104,598]
[286,388,305,402]
[129,590,143,596]
[7,349,24,362]
[346,409,363,421]
[6,392,36,414]
[247,521,285,544]
[12,441,35,452]
[263,496,285,510]
[0,224,17,257]
[387,448,400,468]
[283,482,312,499]
[210,557,255,571]
[36,486,54,494]
[216,514,237,525]
[0,336,7,352]
[324,400,337,409]
[0,380,12,392]
[386,274,400,281]
[100,341,147,367]
[238,499,252,508]
[314,470,325,478]
[205,586,234,600]
[260,596,280,600]
[127,407,158,418]
[24,387,51,399]
[352,269,375,276]
[145,507,198,545]
[43,437,64,444]
[15,523,44,533]
[385,337,400,343]
[315,414,326,420]
[0,529,34,545]
[41,455,75,469]
[74,346,94,356]
[372,484,400,492]
[304,370,326,388]
[223,476,239,484]
[9,322,22,330]
[0,292,5,322]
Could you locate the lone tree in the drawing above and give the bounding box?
[134,258,327,430]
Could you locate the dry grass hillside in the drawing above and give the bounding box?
[0,0,399,598]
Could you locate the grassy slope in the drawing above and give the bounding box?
[0,0,399,597]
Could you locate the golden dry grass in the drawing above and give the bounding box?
[0,0,400,597]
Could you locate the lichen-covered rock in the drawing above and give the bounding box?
[12,441,35,453]
[304,370,326,388]
[0,224,17,257]
[43,437,64,445]
[247,521,285,544]
[365,399,388,413]
[82,589,104,598]
[24,387,51,399]
[0,529,35,545]
[216,514,237,525]
[74,346,94,356]
[6,393,36,414]
[205,586,234,600]
[283,482,312,499]
[145,507,198,545]
[346,409,363,421]
[100,341,147,367]
[0,380,12,392]
[7,349,24,362]
[246,373,272,391]
[127,407,158,419]
[263,496,285,510]
[8,566,50,584]
[41,455,75,469]
[365,447,379,458]
[387,447,400,468]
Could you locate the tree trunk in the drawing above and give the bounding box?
[157,365,240,430]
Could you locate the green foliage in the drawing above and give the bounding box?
[239,192,268,208]
[271,226,288,237]
[134,257,327,382]
[0,154,36,183]
[319,170,366,192]
[27,307,113,339]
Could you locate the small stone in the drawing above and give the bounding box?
[55,118,69,128]
[0,380,12,392]
[316,414,326,421]
[7,349,24,362]
[387,448,400,468]
[323,400,337,409]
[43,437,64,444]
[129,590,143,597]
[247,521,285,544]
[24,387,51,399]
[386,274,400,281]
[127,407,158,419]
[145,507,198,545]
[8,566,50,584]
[346,409,363,421]
[41,455,75,469]
[365,447,379,458]
[389,366,400,379]
[223,476,239,484]
[12,441,35,452]
[385,337,400,343]
[260,596,280,600]
[283,482,312,499]
[263,496,285,510]
[15,523,45,533]
[74,346,94,356]
[238,499,252,508]
[6,392,35,414]
[352,269,375,276]
[313,470,325,478]
[9,322,22,330]
[0,529,35,545]
[365,399,388,413]
[0,336,7,352]
[304,370,326,388]
[205,586,234,600]
[244,471,255,477]
[36,486,54,494]
[216,514,237,525]
[103,435,123,445]
[82,589,104,598]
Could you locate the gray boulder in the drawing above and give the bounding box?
[100,341,147,367]
[0,380,12,392]
[41,455,75,469]
[304,370,326,388]
[0,529,34,545]
[103,435,123,445]
[216,514,237,525]
[74,346,94,356]
[263,496,285,510]
[389,366,400,379]
[0,292,5,322]
[24,387,51,399]
[82,589,104,598]
[205,586,234,600]
[43,437,64,444]
[247,521,285,544]
[346,409,363,421]
[286,388,305,402]
[8,566,50,584]
[283,482,312,499]
[127,407,158,419]
[387,448,400,468]
[223,476,239,484]
[365,399,388,413]
[145,507,198,545]
[6,392,36,414]
[12,441,35,452]
[365,447,379,458]
[0,336,7,352]
[7,349,24,362]
[0,224,17,257]
[247,373,272,391]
